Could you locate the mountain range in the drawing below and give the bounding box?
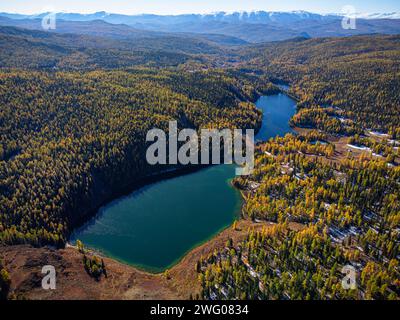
[0,11,399,43]
[2,11,400,22]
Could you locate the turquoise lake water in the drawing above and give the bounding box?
[71,93,297,272]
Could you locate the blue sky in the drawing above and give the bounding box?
[1,0,399,15]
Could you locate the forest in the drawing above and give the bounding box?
[0,22,399,300]
[0,68,270,246]
[0,257,10,299]
[200,133,399,300]
[195,34,400,300]
[238,35,400,135]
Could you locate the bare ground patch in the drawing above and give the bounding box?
[2,219,302,300]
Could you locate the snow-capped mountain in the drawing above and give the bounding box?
[1,10,399,44]
[354,12,400,19]
[1,10,399,24]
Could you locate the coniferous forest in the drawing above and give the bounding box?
[0,12,399,301]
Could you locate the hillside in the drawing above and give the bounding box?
[237,35,400,133]
[0,25,237,69]
[0,20,399,301]
[0,64,269,246]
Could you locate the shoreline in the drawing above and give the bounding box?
[70,205,241,275]
[70,169,243,275]
[2,88,299,299]
[68,84,289,242]
[2,218,283,300]
[67,92,269,242]
[69,163,212,239]
[68,88,293,272]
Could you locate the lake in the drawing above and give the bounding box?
[255,93,296,141]
[71,92,297,272]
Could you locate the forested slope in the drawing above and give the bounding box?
[238,35,400,135]
[0,25,234,70]
[199,133,400,300]
[0,68,267,246]
[1,23,399,301]
[196,36,400,300]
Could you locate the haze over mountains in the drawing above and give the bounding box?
[1,11,400,43]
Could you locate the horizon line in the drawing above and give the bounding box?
[1,9,398,17]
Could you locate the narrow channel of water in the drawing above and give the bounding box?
[71,92,297,272]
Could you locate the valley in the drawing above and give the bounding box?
[0,10,399,301]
